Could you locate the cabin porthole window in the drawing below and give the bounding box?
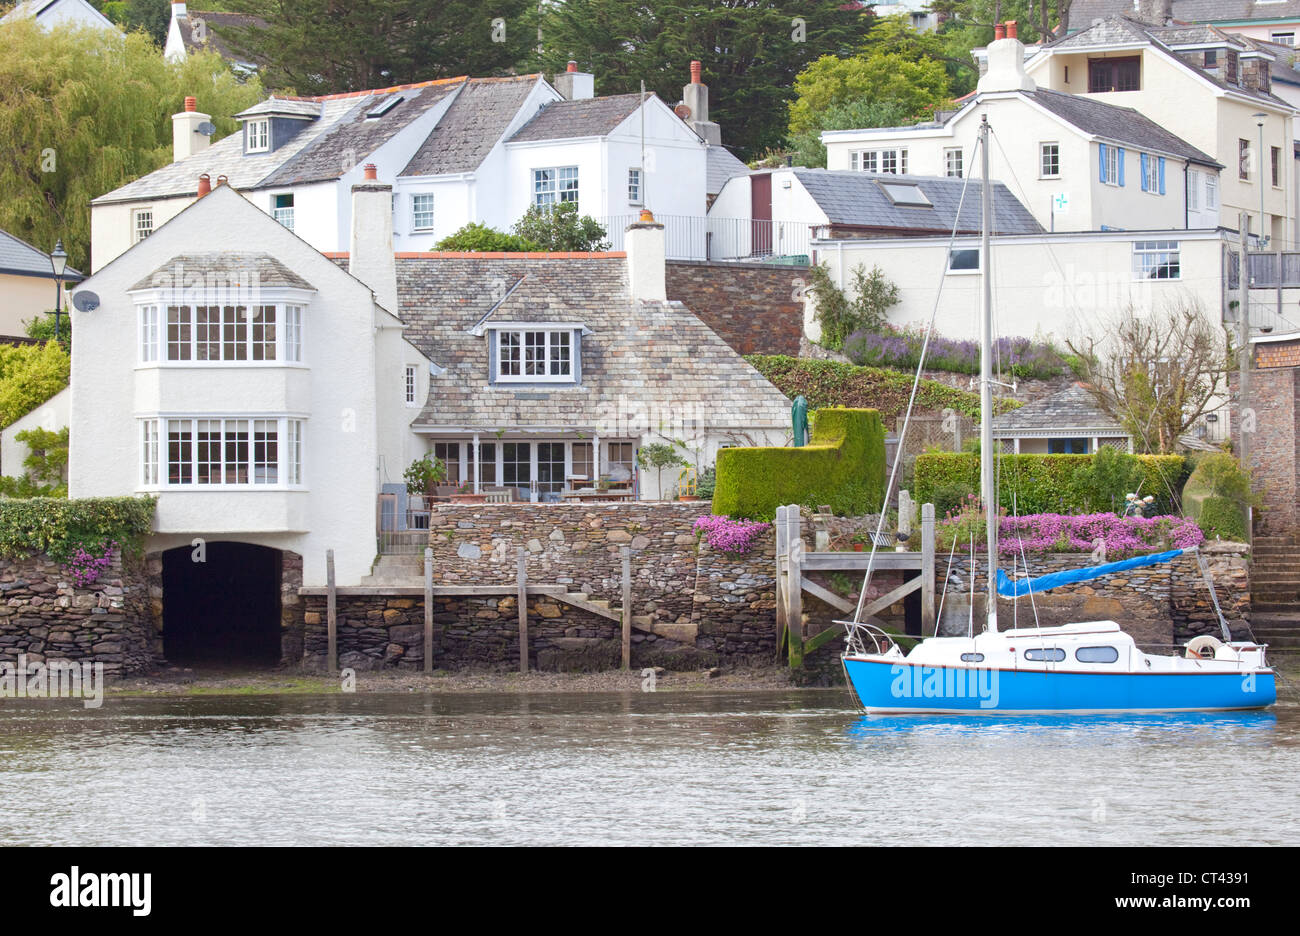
[1076,646,1119,663]
[960,653,984,663]
[1023,647,1066,662]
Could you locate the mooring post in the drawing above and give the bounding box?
[517,547,528,673]
[423,546,434,674]
[326,549,337,674]
[774,505,789,659]
[786,506,804,669]
[921,503,936,636]
[621,546,632,670]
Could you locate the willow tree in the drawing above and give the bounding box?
[0,19,263,272]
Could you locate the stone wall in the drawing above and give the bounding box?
[666,260,805,356]
[0,551,156,677]
[1233,365,1298,537]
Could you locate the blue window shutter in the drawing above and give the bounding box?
[488,331,498,384]
[1158,157,1166,195]
[1140,153,1149,191]
[1099,144,1107,183]
[1118,148,1126,187]
[573,331,582,384]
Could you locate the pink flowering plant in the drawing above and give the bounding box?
[694,515,770,554]
[941,507,1203,557]
[66,540,118,588]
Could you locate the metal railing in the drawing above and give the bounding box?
[596,213,815,263]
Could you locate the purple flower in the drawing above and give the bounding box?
[694,515,770,554]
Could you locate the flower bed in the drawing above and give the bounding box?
[693,515,770,555]
[940,510,1204,557]
[845,327,1067,381]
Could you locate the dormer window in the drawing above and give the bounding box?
[1088,57,1140,92]
[246,119,270,153]
[490,327,579,383]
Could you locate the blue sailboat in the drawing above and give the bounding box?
[839,117,1275,714]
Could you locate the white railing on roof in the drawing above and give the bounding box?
[595,213,816,264]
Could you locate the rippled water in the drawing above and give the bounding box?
[1,691,1296,846]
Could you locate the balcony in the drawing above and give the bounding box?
[1240,251,1300,335]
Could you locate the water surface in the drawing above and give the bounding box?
[1,691,1295,846]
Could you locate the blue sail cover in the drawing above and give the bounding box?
[996,549,1185,597]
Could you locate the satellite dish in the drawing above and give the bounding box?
[197,121,217,136]
[72,291,100,313]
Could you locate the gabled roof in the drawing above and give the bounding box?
[789,169,1043,235]
[507,93,647,142]
[0,0,117,29]
[402,76,542,177]
[180,10,267,67]
[706,145,749,196]
[1070,0,1300,23]
[0,227,83,280]
[394,256,791,431]
[992,383,1125,433]
[129,253,315,292]
[1023,88,1221,165]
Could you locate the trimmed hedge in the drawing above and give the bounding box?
[0,496,156,563]
[1198,496,1247,542]
[713,408,885,520]
[913,453,1190,516]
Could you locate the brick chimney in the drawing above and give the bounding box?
[625,211,666,303]
[554,60,594,100]
[681,60,721,145]
[171,95,211,162]
[977,24,1036,94]
[349,164,398,313]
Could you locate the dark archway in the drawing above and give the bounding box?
[162,542,282,665]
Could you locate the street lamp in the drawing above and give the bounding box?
[49,239,67,342]
[1253,112,1267,248]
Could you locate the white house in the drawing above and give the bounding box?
[162,1,263,73]
[0,226,83,338]
[1,385,68,479]
[89,64,725,270]
[0,0,118,30]
[824,28,1224,233]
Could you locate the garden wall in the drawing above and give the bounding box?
[0,551,155,677]
[666,260,805,356]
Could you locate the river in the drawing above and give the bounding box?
[1,691,1296,846]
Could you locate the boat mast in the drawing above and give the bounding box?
[979,114,999,634]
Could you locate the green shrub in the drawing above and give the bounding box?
[434,222,542,252]
[930,480,976,517]
[1198,496,1247,541]
[914,452,1188,516]
[713,407,885,520]
[695,466,716,500]
[1069,445,1144,513]
[0,496,156,562]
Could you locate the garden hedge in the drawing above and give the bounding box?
[713,407,885,520]
[0,496,156,562]
[913,453,1190,516]
[1197,496,1247,542]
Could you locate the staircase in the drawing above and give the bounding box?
[1248,536,1300,654]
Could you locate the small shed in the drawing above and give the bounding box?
[992,383,1132,454]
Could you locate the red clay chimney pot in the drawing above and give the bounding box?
[690,60,702,84]
[184,96,197,112]
[215,174,228,187]
[566,60,578,73]
[994,23,1006,40]
[197,173,211,197]
[1006,20,1018,39]
[363,163,378,180]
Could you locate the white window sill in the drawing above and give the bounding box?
[140,485,309,492]
[945,269,982,276]
[135,361,309,369]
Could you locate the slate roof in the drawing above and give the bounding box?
[508,93,647,142]
[394,256,791,431]
[0,227,83,280]
[706,145,749,196]
[1024,88,1221,164]
[129,253,315,291]
[790,169,1043,235]
[402,76,541,176]
[992,384,1126,433]
[1071,0,1300,23]
[181,11,267,67]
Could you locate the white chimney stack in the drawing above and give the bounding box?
[682,59,721,145]
[554,61,595,100]
[976,21,1036,94]
[349,164,398,313]
[625,211,666,304]
[171,96,211,162]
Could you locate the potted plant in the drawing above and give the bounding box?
[449,480,487,504]
[636,442,686,501]
[404,453,447,497]
[851,532,870,552]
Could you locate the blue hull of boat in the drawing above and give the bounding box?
[843,658,1276,713]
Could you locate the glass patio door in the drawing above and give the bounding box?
[502,442,531,500]
[537,442,566,499]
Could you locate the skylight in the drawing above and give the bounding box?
[878,181,932,207]
[366,94,405,119]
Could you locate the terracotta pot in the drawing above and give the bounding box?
[853,543,865,552]
[678,495,699,502]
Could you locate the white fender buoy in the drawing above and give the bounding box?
[1185,635,1224,660]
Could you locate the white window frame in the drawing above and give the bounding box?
[495,328,575,383]
[1132,240,1181,280]
[404,364,418,406]
[134,292,310,366]
[628,167,643,205]
[533,166,579,210]
[246,119,270,153]
[133,208,154,244]
[1040,142,1060,179]
[1141,153,1160,194]
[1102,144,1119,186]
[149,415,305,489]
[139,304,160,362]
[947,247,981,275]
[284,304,303,362]
[272,193,294,231]
[1188,170,1200,211]
[411,193,434,232]
[849,148,907,175]
[943,148,963,178]
[1206,174,1218,208]
[1272,31,1295,46]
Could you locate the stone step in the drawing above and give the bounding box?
[1252,602,1300,613]
[1258,635,1300,648]
[1249,613,1300,625]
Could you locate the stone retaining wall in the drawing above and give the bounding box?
[665,260,805,356]
[0,551,155,677]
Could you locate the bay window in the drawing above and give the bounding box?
[144,416,304,487]
[142,301,305,363]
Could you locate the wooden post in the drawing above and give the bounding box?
[423,546,434,674]
[621,546,632,670]
[517,548,528,673]
[326,549,337,674]
[774,505,788,659]
[921,503,936,636]
[786,506,804,669]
